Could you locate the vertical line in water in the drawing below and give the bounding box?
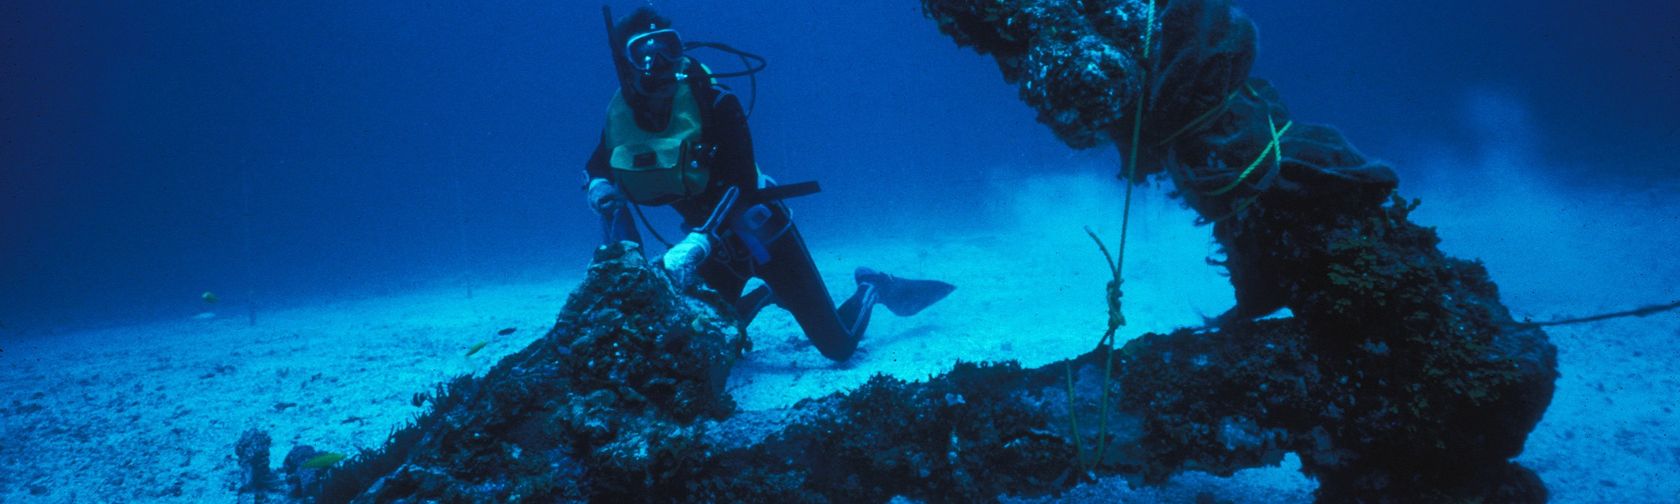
[450,166,474,300]
[241,159,257,326]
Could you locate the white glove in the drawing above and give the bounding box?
[661,232,712,289]
[586,178,625,215]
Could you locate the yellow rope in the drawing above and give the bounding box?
[1155,88,1241,147]
[1205,114,1292,196]
[1096,0,1157,472]
[1117,0,1157,289]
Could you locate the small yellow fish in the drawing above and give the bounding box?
[201,291,219,304]
[301,452,346,469]
[465,341,489,357]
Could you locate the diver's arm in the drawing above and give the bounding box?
[584,135,612,184]
[583,136,623,215]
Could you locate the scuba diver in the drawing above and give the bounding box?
[583,7,955,362]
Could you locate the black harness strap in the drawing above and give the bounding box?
[752,180,821,202]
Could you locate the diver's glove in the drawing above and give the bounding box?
[661,232,712,289]
[586,178,626,216]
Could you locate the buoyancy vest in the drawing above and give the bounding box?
[603,76,709,205]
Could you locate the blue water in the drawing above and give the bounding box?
[3,0,1674,330]
[2,1,1678,500]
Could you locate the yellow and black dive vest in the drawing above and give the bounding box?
[602,79,709,205]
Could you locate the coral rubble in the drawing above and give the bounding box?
[249,232,1551,503]
[918,0,1557,500]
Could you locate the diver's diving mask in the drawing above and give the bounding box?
[625,28,684,74]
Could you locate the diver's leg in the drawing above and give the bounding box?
[696,251,751,302]
[835,281,878,341]
[756,224,867,362]
[736,284,777,326]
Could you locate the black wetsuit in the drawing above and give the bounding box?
[585,64,872,361]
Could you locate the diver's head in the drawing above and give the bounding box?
[614,7,685,99]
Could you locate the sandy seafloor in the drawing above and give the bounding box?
[3,168,1677,503]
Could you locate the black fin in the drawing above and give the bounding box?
[856,268,955,317]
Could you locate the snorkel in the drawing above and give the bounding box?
[602,6,635,99]
[604,6,683,131]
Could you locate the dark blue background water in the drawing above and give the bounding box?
[4,0,1675,330]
